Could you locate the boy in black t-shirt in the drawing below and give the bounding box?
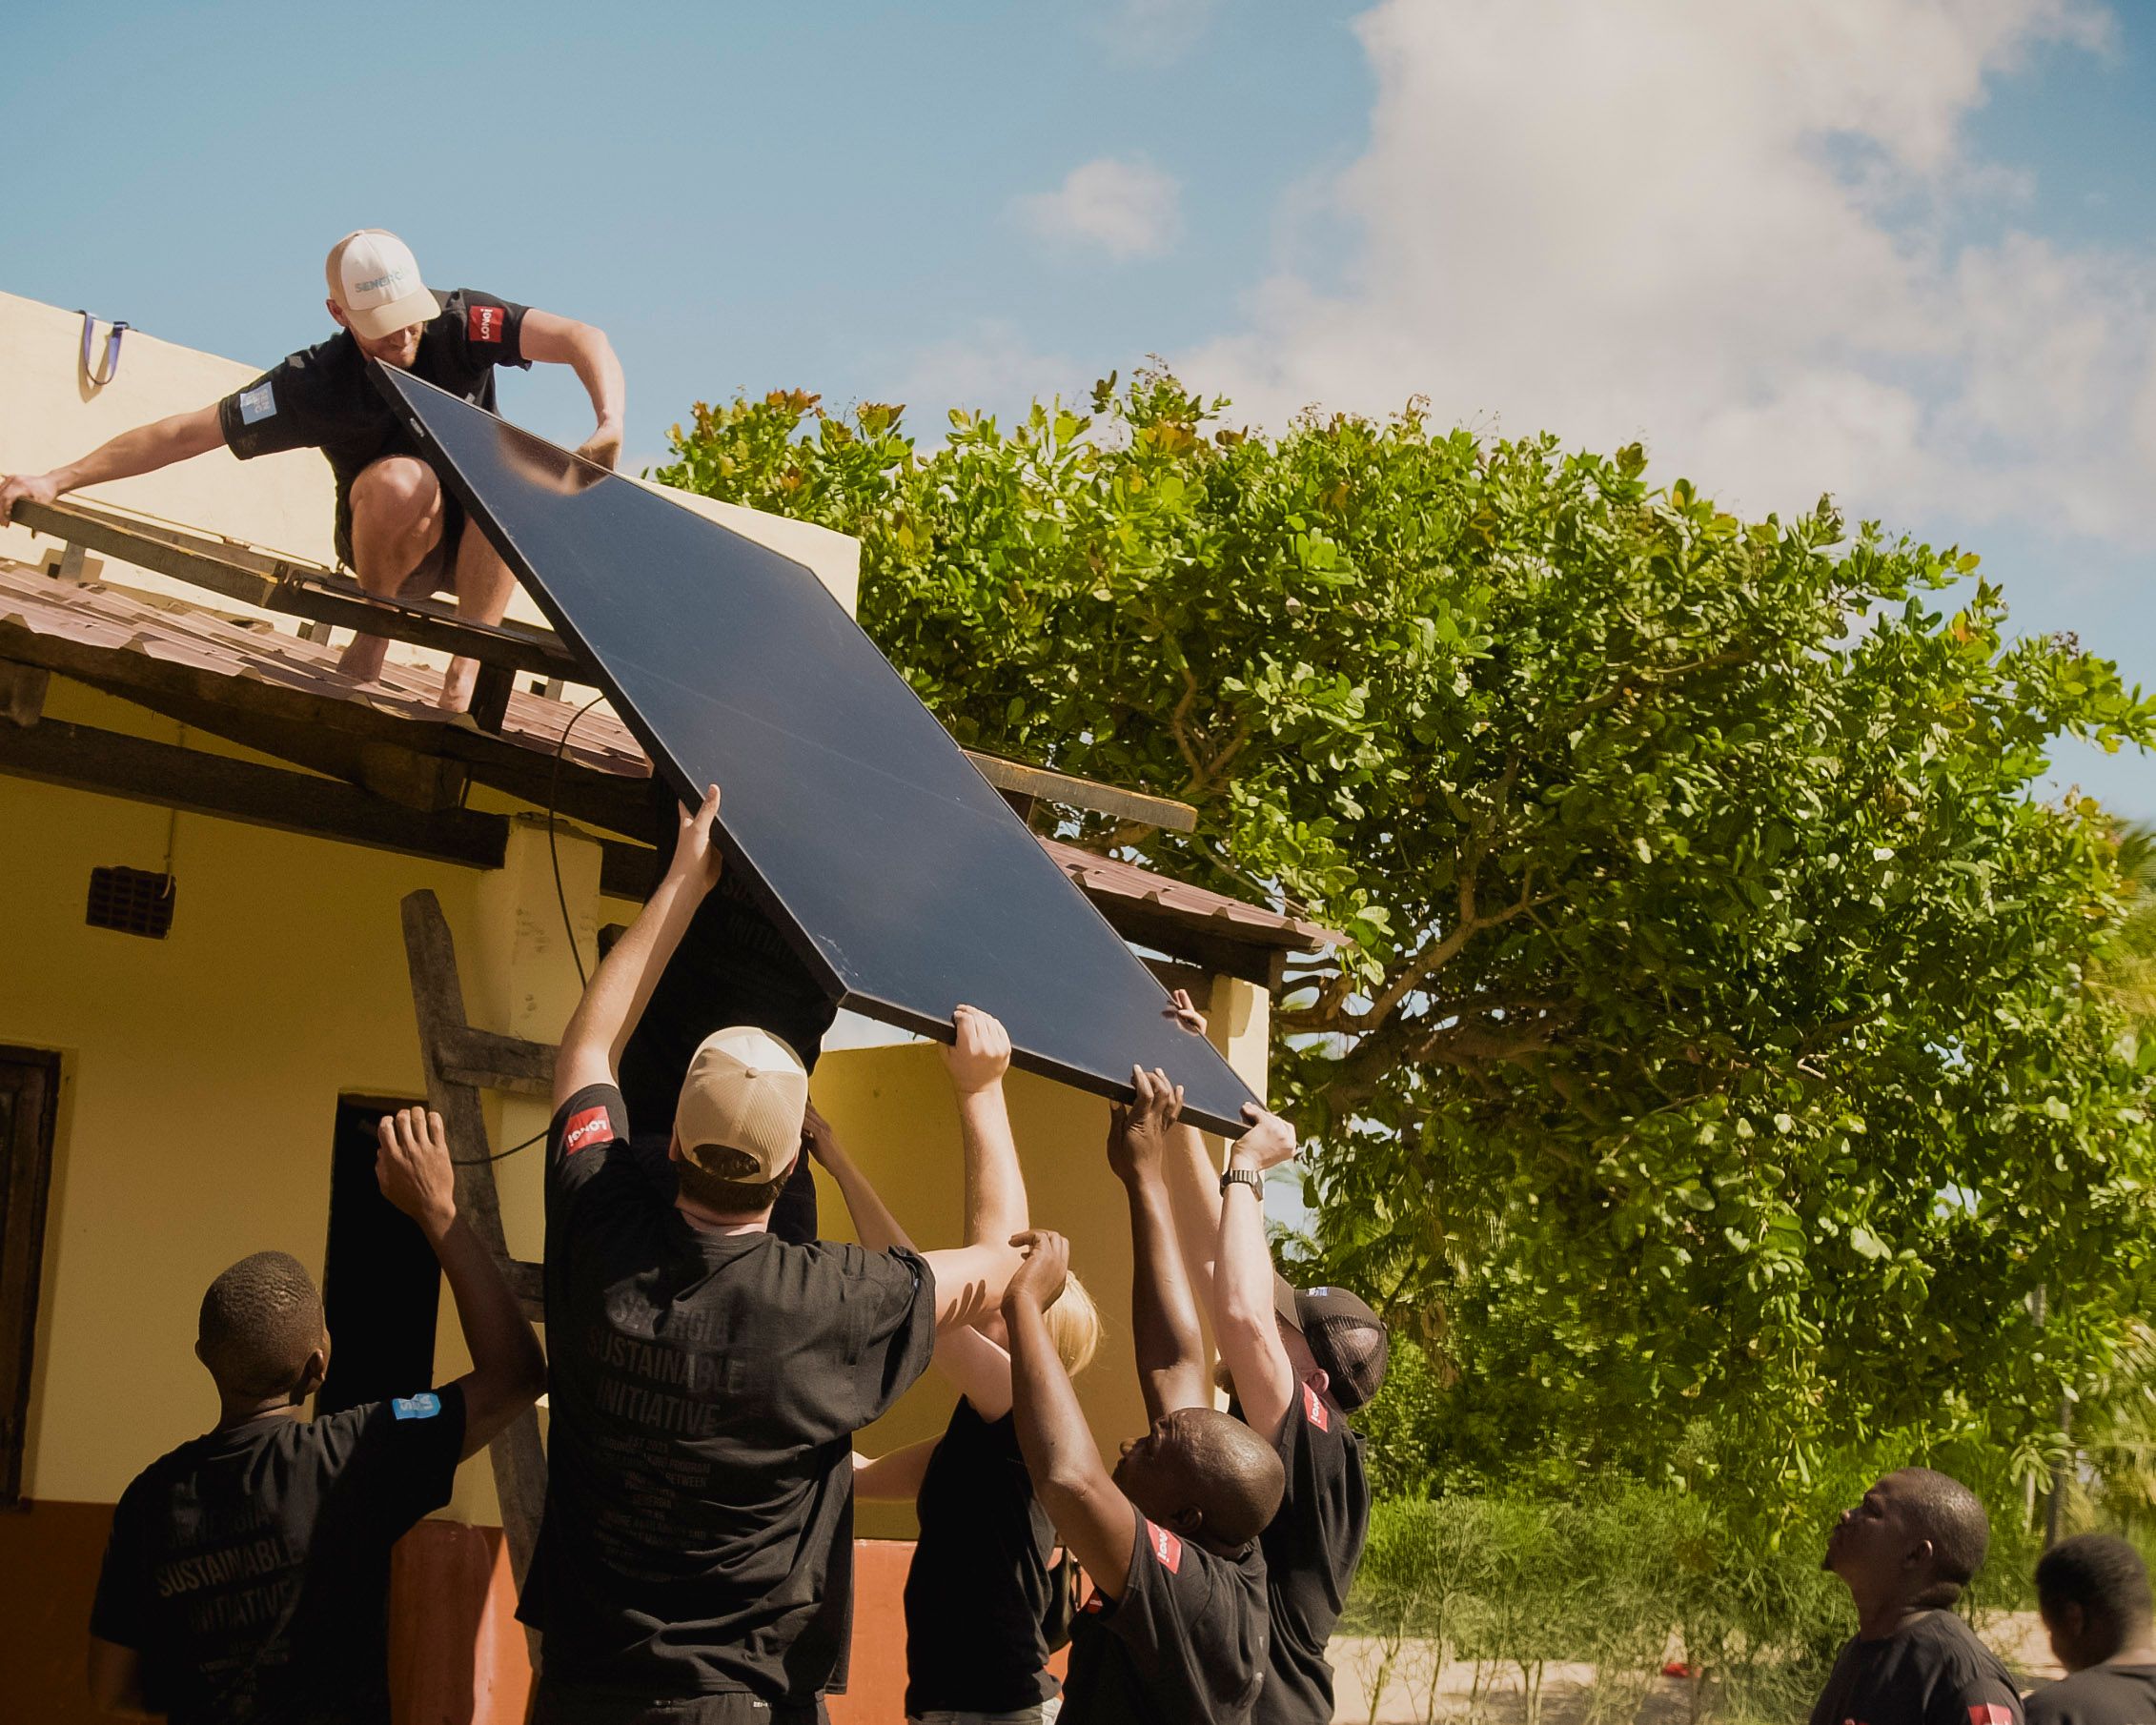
[1007,1069,1285,1725]
[1810,1468,2024,1725]
[0,227,623,713]
[86,1108,546,1725]
[2026,1534,2156,1725]
[1160,989,1388,1724]
[525,783,1028,1724]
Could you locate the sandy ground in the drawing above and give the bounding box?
[1326,1613,2064,1724]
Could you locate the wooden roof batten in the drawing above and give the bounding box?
[10,496,1201,834]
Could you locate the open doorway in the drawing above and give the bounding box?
[317,1095,441,1416]
[0,1045,60,1507]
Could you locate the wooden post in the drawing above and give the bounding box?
[399,889,551,1587]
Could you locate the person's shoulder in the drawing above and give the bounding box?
[2023,1668,2103,1725]
[267,329,358,380]
[115,1430,216,1506]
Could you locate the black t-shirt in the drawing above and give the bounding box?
[2027,1666,2156,1725]
[88,1388,468,1725]
[1249,1380,1372,1725]
[904,1397,1061,1715]
[521,1083,937,1703]
[218,289,530,557]
[1809,1611,2025,1725]
[1060,1503,1269,1725]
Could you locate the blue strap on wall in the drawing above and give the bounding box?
[78,312,129,387]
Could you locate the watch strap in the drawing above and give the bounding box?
[1220,1167,1264,1197]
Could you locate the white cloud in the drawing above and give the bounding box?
[1017,157,1184,261]
[1099,0,1229,62]
[874,321,1085,433]
[1186,0,2156,544]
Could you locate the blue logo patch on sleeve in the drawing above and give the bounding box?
[238,382,277,424]
[392,1392,441,1421]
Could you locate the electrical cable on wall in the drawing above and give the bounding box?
[450,688,608,1167]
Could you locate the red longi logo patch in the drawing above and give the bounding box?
[1968,1708,2014,1725]
[561,1106,614,1154]
[1303,1381,1330,1432]
[1146,1520,1182,1573]
[467,304,503,342]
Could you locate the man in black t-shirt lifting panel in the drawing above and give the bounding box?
[528,783,1028,1724]
[0,228,623,714]
[2026,1534,2156,1725]
[1810,1468,2024,1725]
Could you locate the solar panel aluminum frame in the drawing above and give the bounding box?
[372,363,1262,1135]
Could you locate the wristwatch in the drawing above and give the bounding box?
[1220,1167,1264,1198]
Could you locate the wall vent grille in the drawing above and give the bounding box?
[86,867,174,939]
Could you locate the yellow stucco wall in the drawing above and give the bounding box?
[7,676,1268,1534]
[2,672,630,1525]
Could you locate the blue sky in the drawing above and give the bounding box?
[9,0,2155,819]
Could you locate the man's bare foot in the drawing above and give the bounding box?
[338,634,392,683]
[436,655,479,713]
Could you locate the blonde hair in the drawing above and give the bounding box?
[1043,1270,1102,1377]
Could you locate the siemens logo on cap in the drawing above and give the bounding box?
[355,268,410,294]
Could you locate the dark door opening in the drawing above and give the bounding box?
[317,1095,441,1417]
[0,1045,60,1507]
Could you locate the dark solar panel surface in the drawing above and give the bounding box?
[376,364,1260,1134]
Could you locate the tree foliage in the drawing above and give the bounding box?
[656,371,2156,1516]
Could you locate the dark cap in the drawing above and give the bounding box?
[1272,1276,1389,1411]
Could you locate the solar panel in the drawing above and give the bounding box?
[375,364,1262,1135]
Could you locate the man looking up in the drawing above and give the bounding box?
[0,228,623,712]
[1159,989,1386,1724]
[85,1109,545,1724]
[2026,1534,2156,1725]
[1007,1068,1283,1725]
[1811,1469,2024,1725]
[526,783,1027,1725]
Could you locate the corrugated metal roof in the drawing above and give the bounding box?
[0,558,1337,951]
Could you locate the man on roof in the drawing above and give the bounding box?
[0,228,623,714]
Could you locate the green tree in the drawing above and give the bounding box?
[656,373,2156,1518]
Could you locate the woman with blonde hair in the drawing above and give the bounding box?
[809,1005,1098,1725]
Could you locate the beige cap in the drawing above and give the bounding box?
[675,1026,808,1184]
[325,229,441,340]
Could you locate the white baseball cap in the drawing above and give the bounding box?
[324,229,441,340]
[675,1026,809,1186]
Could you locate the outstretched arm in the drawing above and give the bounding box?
[554,784,723,1106]
[803,1102,1023,1335]
[851,1438,940,1501]
[1156,991,1226,1317]
[1216,1105,1300,1439]
[85,1639,151,1716]
[803,1103,915,1252]
[521,310,627,471]
[1006,1231,1141,1600]
[1,404,226,524]
[376,1108,549,1458]
[1111,1066,1210,1421]
[947,1005,1027,1248]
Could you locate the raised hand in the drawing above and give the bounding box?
[376,1107,457,1240]
[670,783,723,894]
[1006,1228,1071,1309]
[943,1004,1012,1095]
[801,1100,845,1170]
[1108,1065,1183,1187]
[1230,1103,1299,1174]
[1162,986,1208,1038]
